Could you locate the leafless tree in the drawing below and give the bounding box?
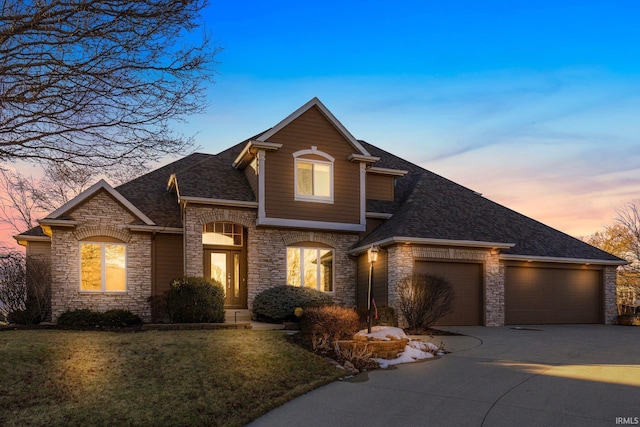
[397,274,454,332]
[588,201,640,304]
[1,0,218,169]
[0,167,47,233]
[0,251,51,324]
[614,201,640,270]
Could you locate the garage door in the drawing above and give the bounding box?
[505,266,602,325]
[414,261,483,326]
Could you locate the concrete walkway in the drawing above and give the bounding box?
[250,325,640,427]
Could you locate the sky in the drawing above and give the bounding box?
[3,0,640,248]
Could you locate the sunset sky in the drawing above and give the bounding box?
[3,1,640,248]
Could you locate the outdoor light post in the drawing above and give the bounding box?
[367,245,379,333]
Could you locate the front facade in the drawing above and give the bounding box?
[16,98,626,326]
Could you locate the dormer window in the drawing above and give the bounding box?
[293,146,334,203]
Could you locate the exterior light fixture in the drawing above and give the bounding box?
[367,245,379,333]
[367,245,379,264]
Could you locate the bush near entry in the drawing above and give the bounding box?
[166,277,225,323]
[252,285,333,323]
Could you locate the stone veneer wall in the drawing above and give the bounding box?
[604,266,618,325]
[50,191,152,322]
[387,245,504,327]
[184,206,360,308]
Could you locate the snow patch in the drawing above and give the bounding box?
[355,326,444,368]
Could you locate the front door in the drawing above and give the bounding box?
[204,249,247,308]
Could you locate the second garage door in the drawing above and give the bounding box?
[414,261,483,326]
[505,265,602,325]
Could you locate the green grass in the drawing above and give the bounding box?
[0,330,343,426]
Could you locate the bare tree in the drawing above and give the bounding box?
[1,0,218,169]
[0,167,47,233]
[614,201,640,269]
[397,274,454,332]
[588,201,640,304]
[0,251,51,324]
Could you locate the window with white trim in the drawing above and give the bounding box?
[293,147,334,203]
[80,242,126,292]
[287,247,334,292]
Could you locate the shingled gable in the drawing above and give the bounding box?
[354,141,625,264]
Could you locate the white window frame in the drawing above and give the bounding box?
[79,241,127,292]
[286,246,335,293]
[293,147,335,204]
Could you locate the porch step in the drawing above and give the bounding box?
[225,309,251,323]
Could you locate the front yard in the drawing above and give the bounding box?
[0,329,343,426]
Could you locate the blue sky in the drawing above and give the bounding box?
[176,0,640,238]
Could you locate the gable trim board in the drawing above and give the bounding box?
[255,97,371,157]
[256,217,366,232]
[16,97,624,326]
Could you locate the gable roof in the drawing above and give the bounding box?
[256,97,372,157]
[17,98,624,265]
[45,179,154,225]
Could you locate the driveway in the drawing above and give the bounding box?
[250,325,640,427]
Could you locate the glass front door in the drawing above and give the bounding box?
[204,249,246,308]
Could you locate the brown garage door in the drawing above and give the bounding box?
[505,266,602,325]
[414,261,483,326]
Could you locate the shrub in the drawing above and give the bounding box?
[57,308,142,328]
[102,309,143,327]
[299,306,360,350]
[166,277,225,323]
[148,293,169,323]
[0,253,51,324]
[397,274,454,331]
[252,285,334,323]
[357,304,398,328]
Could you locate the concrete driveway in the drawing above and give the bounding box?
[250,325,640,427]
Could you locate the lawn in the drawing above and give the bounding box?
[0,329,344,426]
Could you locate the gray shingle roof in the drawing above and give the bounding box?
[17,133,622,263]
[357,141,622,261]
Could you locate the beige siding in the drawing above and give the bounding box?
[364,217,385,235]
[366,174,394,201]
[26,241,51,258]
[153,233,184,296]
[264,106,361,224]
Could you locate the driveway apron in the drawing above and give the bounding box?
[249,325,640,427]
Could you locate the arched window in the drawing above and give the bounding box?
[202,222,243,246]
[293,146,334,203]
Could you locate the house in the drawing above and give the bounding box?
[15,98,626,326]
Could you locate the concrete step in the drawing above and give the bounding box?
[225,309,251,323]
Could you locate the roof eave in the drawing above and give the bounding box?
[232,140,283,169]
[349,236,516,255]
[500,254,629,266]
